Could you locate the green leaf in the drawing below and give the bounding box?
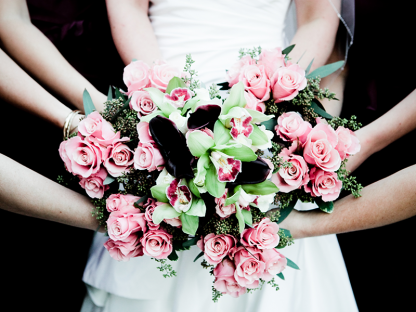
[152,203,180,224]
[168,249,179,261]
[107,86,113,101]
[186,198,206,217]
[220,145,257,162]
[306,60,344,79]
[250,124,269,146]
[276,272,285,280]
[205,163,226,198]
[183,236,199,248]
[241,209,252,226]
[150,183,169,203]
[187,131,215,157]
[315,197,334,213]
[115,88,125,101]
[245,109,273,124]
[103,176,115,185]
[235,203,246,233]
[261,118,278,131]
[217,81,230,91]
[140,110,165,122]
[305,58,314,75]
[277,199,297,224]
[83,89,96,116]
[213,120,232,146]
[286,257,300,270]
[221,82,246,115]
[188,178,201,198]
[180,214,199,235]
[193,251,204,262]
[242,180,279,196]
[282,44,295,56]
[311,99,333,119]
[166,76,187,94]
[280,228,292,238]
[134,195,149,208]
[224,185,242,206]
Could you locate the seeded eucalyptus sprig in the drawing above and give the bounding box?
[238,46,262,60]
[182,54,200,91]
[337,159,363,198]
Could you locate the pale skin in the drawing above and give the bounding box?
[0,154,102,232]
[0,0,107,111]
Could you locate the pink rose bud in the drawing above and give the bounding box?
[79,167,109,199]
[239,64,271,101]
[226,55,256,87]
[305,167,342,202]
[107,206,147,241]
[275,112,312,144]
[150,60,183,93]
[233,246,266,288]
[261,248,287,281]
[78,111,120,147]
[106,194,141,213]
[257,47,286,78]
[133,142,164,172]
[213,258,247,298]
[244,91,266,113]
[215,189,236,218]
[143,198,161,230]
[303,123,342,172]
[140,229,173,259]
[123,60,151,96]
[104,234,144,262]
[271,63,307,103]
[241,218,280,249]
[103,138,134,177]
[198,234,237,265]
[130,90,157,118]
[335,126,361,160]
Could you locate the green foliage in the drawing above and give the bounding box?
[182,54,200,91]
[212,286,223,302]
[209,83,221,100]
[337,159,363,198]
[268,141,293,173]
[328,115,362,131]
[91,197,109,228]
[238,46,262,59]
[267,277,280,291]
[117,167,157,197]
[276,228,294,249]
[83,89,96,116]
[286,257,300,270]
[306,60,344,79]
[154,258,177,278]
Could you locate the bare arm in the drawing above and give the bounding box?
[0,154,100,231]
[280,164,416,238]
[0,0,106,111]
[106,0,161,65]
[347,89,416,172]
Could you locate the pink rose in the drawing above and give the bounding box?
[106,194,140,213]
[271,63,307,103]
[215,189,236,218]
[107,206,147,241]
[233,246,265,288]
[103,138,134,177]
[227,55,256,87]
[213,258,247,298]
[150,61,183,93]
[164,217,182,227]
[143,198,161,230]
[261,248,287,281]
[104,234,143,262]
[79,167,109,198]
[78,111,119,147]
[59,136,102,178]
[244,91,265,113]
[130,90,156,117]
[140,229,173,259]
[239,64,271,101]
[123,60,151,96]
[197,234,236,265]
[275,112,312,144]
[335,126,361,160]
[303,123,341,172]
[272,141,310,193]
[137,121,154,144]
[241,218,280,249]
[258,47,285,78]
[305,167,342,202]
[133,142,164,172]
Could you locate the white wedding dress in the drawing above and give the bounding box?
[81,1,358,311]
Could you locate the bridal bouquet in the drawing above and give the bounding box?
[58,57,296,300]
[220,45,362,221]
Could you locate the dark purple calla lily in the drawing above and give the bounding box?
[149,116,194,179]
[187,104,221,131]
[228,157,270,186]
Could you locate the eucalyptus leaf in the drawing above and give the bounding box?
[134,195,149,208]
[242,180,279,196]
[217,81,230,91]
[306,60,344,79]
[305,58,314,75]
[187,131,215,157]
[280,228,292,238]
[183,236,199,248]
[103,176,115,185]
[261,118,278,131]
[168,249,179,261]
[193,251,204,262]
[276,272,285,280]
[166,76,187,94]
[220,145,257,162]
[311,99,333,119]
[277,199,297,224]
[83,89,96,116]
[250,124,269,146]
[213,120,232,145]
[115,88,125,101]
[107,86,113,101]
[150,183,169,203]
[186,198,206,217]
[315,197,334,213]
[221,82,246,115]
[180,213,199,235]
[235,203,246,233]
[205,163,226,198]
[282,44,295,56]
[152,203,180,224]
[286,257,300,270]
[241,209,252,226]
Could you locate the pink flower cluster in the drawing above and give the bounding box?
[227,48,307,112]
[272,113,361,202]
[59,112,135,198]
[124,60,186,118]
[104,194,173,261]
[198,218,286,298]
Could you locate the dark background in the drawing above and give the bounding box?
[0,0,414,311]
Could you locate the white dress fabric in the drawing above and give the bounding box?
[81,1,358,311]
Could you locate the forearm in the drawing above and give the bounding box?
[295,164,416,238]
[106,0,162,65]
[0,154,99,231]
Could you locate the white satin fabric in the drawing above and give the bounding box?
[82,1,358,311]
